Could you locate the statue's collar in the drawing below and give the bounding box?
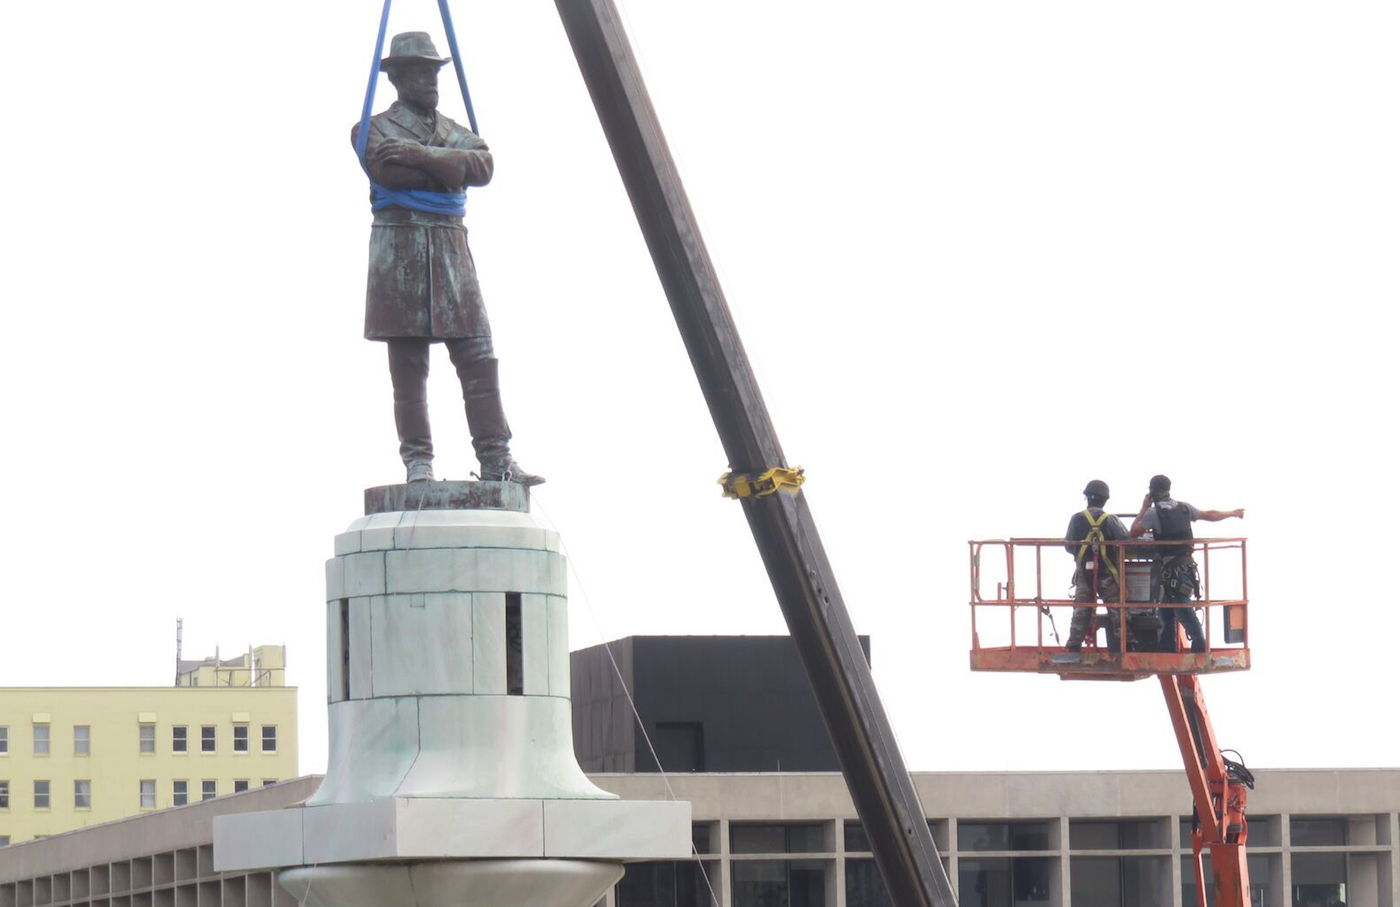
[385,101,438,139]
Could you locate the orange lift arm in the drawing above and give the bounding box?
[1161,673,1254,907]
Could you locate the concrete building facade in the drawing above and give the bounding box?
[3,770,1396,907]
[0,657,297,845]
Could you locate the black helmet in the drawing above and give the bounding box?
[1083,479,1110,499]
[1150,474,1172,496]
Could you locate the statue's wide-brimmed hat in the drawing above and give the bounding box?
[382,32,451,68]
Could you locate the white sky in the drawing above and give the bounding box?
[2,1,1397,778]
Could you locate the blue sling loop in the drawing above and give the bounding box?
[355,0,480,217]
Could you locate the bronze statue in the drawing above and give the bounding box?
[351,32,542,486]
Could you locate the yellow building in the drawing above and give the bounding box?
[175,645,287,688]
[0,647,297,846]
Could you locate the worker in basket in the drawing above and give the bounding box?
[1130,475,1245,653]
[1063,480,1136,652]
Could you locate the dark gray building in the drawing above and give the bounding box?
[570,636,870,774]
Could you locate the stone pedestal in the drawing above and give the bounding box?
[214,482,691,907]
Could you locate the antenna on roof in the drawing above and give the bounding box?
[175,617,184,685]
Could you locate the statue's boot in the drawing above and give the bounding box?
[388,340,435,483]
[451,340,545,487]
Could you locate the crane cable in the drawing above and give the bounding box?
[355,0,481,216]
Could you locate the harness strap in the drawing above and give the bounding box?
[436,0,478,135]
[355,0,478,217]
[1076,508,1121,584]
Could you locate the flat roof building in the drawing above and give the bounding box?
[1,770,1396,907]
[5,636,1396,905]
[0,647,297,846]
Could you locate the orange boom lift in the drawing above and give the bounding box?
[968,535,1254,907]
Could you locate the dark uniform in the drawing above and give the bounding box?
[1139,499,1206,653]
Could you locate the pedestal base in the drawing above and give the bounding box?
[213,797,691,869]
[279,859,623,907]
[364,481,528,516]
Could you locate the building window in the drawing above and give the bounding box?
[33,724,50,755]
[0,836,8,846]
[958,821,1053,852]
[74,725,91,756]
[1070,856,1165,907]
[35,779,51,809]
[202,780,217,801]
[731,823,827,854]
[139,723,156,754]
[1292,852,1347,907]
[961,857,1054,907]
[0,780,9,809]
[615,860,720,906]
[233,724,249,753]
[173,780,188,807]
[201,725,216,753]
[173,725,188,753]
[1070,819,1165,850]
[139,779,156,809]
[846,859,894,907]
[0,726,8,754]
[692,823,713,855]
[261,725,278,753]
[732,860,827,907]
[74,780,92,809]
[262,778,278,787]
[234,779,250,793]
[1290,816,1348,847]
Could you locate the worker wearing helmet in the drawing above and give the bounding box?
[1130,475,1245,653]
[1063,480,1131,652]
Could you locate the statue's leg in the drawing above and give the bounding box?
[445,336,510,462]
[387,338,434,480]
[446,337,543,486]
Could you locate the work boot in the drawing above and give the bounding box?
[406,460,434,483]
[1065,606,1092,652]
[479,457,545,487]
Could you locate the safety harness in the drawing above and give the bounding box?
[1075,508,1121,584]
[1154,501,1201,600]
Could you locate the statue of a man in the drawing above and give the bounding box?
[351,32,541,486]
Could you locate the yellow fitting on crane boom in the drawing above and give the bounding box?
[719,466,806,499]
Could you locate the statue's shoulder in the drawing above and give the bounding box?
[352,105,410,144]
[436,114,487,152]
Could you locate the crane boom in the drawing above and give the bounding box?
[552,1,956,904]
[1161,673,1252,907]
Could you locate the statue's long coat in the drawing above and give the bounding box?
[351,102,492,340]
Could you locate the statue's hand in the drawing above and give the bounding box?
[373,139,430,169]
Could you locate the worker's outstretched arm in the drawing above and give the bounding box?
[1198,508,1245,521]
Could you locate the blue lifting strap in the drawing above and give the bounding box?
[355,0,480,217]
